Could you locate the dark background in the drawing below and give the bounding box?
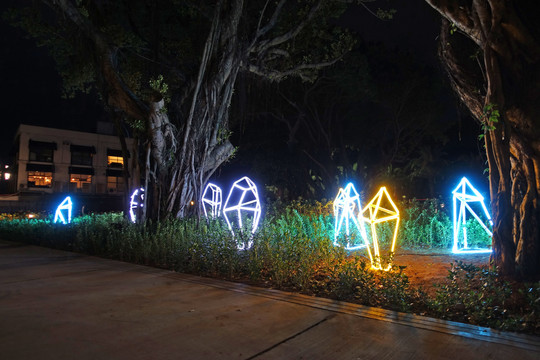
[0,0,487,199]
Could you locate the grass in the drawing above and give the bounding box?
[0,200,537,334]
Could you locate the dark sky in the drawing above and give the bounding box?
[0,0,104,160]
[341,0,442,65]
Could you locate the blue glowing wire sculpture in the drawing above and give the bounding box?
[222,176,261,250]
[333,183,369,250]
[202,183,222,218]
[452,177,493,254]
[129,188,145,223]
[54,196,72,224]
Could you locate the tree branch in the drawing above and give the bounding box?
[252,0,323,55]
[248,57,342,82]
[425,0,483,45]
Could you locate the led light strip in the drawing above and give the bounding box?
[222,176,261,250]
[202,183,222,218]
[129,188,145,223]
[362,187,400,271]
[452,177,492,254]
[54,196,72,224]
[333,182,369,250]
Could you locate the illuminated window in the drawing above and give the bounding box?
[4,173,11,180]
[362,187,400,271]
[452,177,492,254]
[70,174,92,190]
[107,155,124,168]
[54,196,72,224]
[107,149,125,168]
[107,176,125,193]
[27,171,52,188]
[223,176,261,249]
[333,183,369,250]
[202,183,222,218]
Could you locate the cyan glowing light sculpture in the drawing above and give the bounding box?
[362,187,400,271]
[222,176,261,249]
[54,196,72,224]
[333,183,369,250]
[452,177,493,254]
[129,187,145,223]
[202,183,222,218]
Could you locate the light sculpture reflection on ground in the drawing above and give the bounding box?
[222,176,261,250]
[202,183,222,218]
[129,188,145,223]
[54,196,72,224]
[333,183,369,250]
[362,187,400,271]
[452,177,493,254]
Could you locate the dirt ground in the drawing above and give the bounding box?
[392,249,491,294]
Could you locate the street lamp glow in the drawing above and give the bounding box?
[452,177,492,254]
[54,196,72,224]
[333,182,369,250]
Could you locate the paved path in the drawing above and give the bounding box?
[1,240,539,359]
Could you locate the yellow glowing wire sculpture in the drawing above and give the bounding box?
[362,187,400,271]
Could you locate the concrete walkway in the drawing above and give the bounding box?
[1,240,539,359]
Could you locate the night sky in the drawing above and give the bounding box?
[0,1,486,195]
[0,0,105,159]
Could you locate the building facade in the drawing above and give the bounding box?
[14,124,135,195]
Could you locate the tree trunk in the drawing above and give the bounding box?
[427,0,540,280]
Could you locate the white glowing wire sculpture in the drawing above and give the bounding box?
[333,183,369,250]
[222,176,261,250]
[452,177,493,254]
[362,187,400,271]
[54,196,72,224]
[202,183,222,218]
[129,187,145,223]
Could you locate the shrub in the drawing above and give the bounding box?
[398,199,452,249]
[431,261,540,332]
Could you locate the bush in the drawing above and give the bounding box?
[398,199,452,249]
[431,261,540,333]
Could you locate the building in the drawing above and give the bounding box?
[13,124,135,197]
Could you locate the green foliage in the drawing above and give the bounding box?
[455,218,492,249]
[149,75,171,105]
[478,103,500,140]
[375,8,397,20]
[449,22,458,35]
[431,262,540,333]
[398,199,452,249]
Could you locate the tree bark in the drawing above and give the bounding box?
[427,0,540,279]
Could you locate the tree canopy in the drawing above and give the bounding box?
[7,0,365,219]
